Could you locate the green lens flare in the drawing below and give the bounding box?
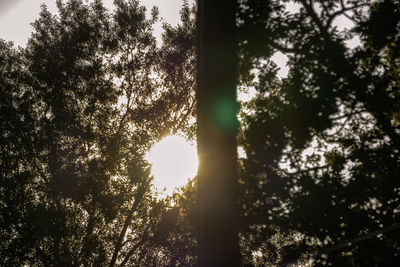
[213,96,239,133]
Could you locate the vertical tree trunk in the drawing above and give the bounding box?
[196,0,240,266]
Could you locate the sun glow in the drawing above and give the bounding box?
[146,135,198,196]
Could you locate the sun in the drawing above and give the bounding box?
[146,135,198,196]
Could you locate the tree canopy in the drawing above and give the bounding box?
[1,0,399,266]
[1,0,196,265]
[238,0,400,265]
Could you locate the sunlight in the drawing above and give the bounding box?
[146,135,198,196]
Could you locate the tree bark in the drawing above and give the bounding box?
[196,0,241,266]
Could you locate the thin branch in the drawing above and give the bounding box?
[173,97,196,134]
[77,209,96,265]
[338,0,356,22]
[280,224,400,267]
[271,41,297,54]
[326,0,370,27]
[300,0,328,36]
[320,1,331,19]
[323,116,350,138]
[108,182,148,267]
[279,164,329,177]
[119,229,150,267]
[329,109,367,121]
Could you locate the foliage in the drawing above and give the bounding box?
[2,0,400,266]
[238,0,400,265]
[156,0,197,139]
[0,0,195,265]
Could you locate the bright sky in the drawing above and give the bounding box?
[0,0,356,77]
[0,0,290,77]
[0,0,357,195]
[146,135,198,196]
[0,0,196,196]
[0,0,185,47]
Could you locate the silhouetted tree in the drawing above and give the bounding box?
[196,0,241,266]
[156,1,197,139]
[238,0,400,265]
[0,0,196,265]
[3,0,399,266]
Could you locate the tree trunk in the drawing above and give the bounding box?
[196,0,241,266]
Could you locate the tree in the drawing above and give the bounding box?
[196,0,241,266]
[0,38,42,265]
[237,0,400,265]
[5,0,399,266]
[154,0,197,139]
[0,0,196,265]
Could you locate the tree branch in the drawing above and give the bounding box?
[279,164,329,177]
[326,0,370,27]
[300,0,328,36]
[271,41,297,54]
[108,182,148,267]
[119,229,150,267]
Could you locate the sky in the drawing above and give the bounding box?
[0,0,185,47]
[0,0,196,196]
[0,0,360,194]
[0,0,292,78]
[0,1,357,83]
